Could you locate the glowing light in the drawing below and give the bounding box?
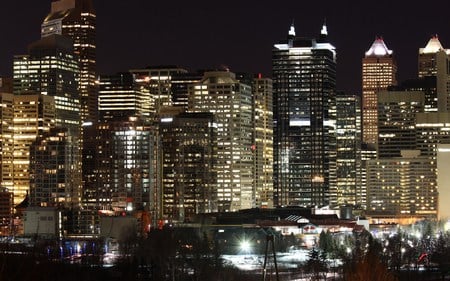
[240,240,251,254]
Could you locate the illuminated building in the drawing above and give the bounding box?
[42,0,97,122]
[377,91,425,158]
[130,66,189,117]
[362,36,397,148]
[418,35,450,112]
[0,90,14,193]
[29,127,71,208]
[12,95,55,206]
[189,71,253,212]
[13,35,81,209]
[332,94,362,208]
[159,112,217,222]
[81,117,154,234]
[416,112,450,158]
[367,150,437,222]
[252,75,274,208]
[416,113,450,221]
[98,72,151,121]
[0,188,13,235]
[437,144,450,220]
[272,22,336,207]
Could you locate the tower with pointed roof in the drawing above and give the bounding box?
[418,35,450,112]
[272,23,336,208]
[362,36,397,147]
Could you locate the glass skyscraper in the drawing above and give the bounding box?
[41,0,97,123]
[272,23,336,208]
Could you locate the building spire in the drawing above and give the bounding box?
[321,18,328,36]
[288,19,296,37]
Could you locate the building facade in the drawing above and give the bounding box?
[252,76,274,208]
[362,37,397,148]
[13,35,82,209]
[159,112,217,222]
[272,23,336,207]
[332,94,362,208]
[12,95,55,206]
[367,150,437,222]
[0,92,14,193]
[377,91,425,158]
[189,71,253,212]
[41,0,97,122]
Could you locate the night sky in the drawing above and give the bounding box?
[1,0,450,94]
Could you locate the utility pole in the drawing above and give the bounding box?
[262,234,279,281]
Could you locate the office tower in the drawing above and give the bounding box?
[252,75,274,208]
[171,71,203,109]
[13,35,81,208]
[377,91,425,158]
[159,112,217,222]
[98,72,151,121]
[130,66,189,116]
[0,92,14,192]
[416,112,450,158]
[362,36,397,147]
[42,0,97,122]
[418,35,450,112]
[272,23,336,207]
[12,95,55,206]
[367,150,437,222]
[332,94,362,208]
[189,71,253,212]
[13,35,80,133]
[394,77,437,112]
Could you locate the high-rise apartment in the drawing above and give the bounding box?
[189,71,253,212]
[42,0,97,123]
[272,23,336,207]
[362,36,397,147]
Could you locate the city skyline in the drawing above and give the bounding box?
[1,1,450,94]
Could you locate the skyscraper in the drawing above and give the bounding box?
[159,112,217,222]
[98,72,151,121]
[12,95,56,206]
[42,0,97,123]
[189,71,253,212]
[13,35,82,214]
[418,35,450,112]
[0,90,14,193]
[252,75,274,208]
[377,91,425,158]
[362,36,397,147]
[272,23,336,207]
[332,94,362,208]
[29,127,72,208]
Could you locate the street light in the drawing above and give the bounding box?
[240,239,251,254]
